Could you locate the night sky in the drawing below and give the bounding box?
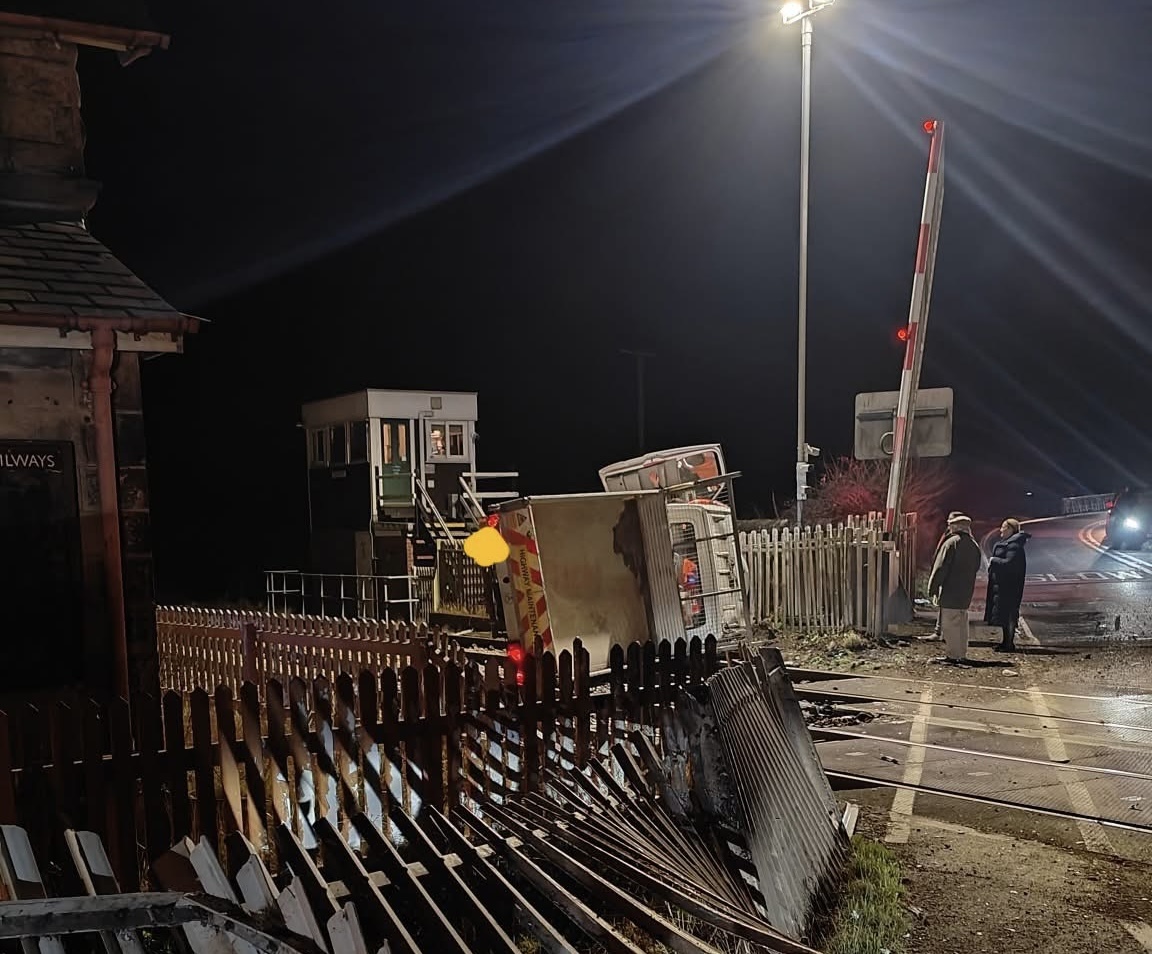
[74,0,1152,601]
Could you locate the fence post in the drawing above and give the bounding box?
[241,622,260,685]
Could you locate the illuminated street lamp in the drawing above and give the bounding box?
[782,0,834,524]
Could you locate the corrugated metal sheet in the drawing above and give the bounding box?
[703,649,849,940]
[470,731,822,954]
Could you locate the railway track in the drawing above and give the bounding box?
[789,667,1152,837]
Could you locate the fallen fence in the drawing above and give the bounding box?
[1,637,720,893]
[739,513,917,635]
[462,734,823,954]
[0,637,846,949]
[0,824,318,954]
[0,759,820,954]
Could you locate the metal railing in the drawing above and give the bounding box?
[467,470,519,503]
[264,569,417,619]
[1062,493,1116,515]
[433,543,491,616]
[456,474,487,525]
[415,479,461,546]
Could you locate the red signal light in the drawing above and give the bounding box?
[922,119,937,134]
[507,641,526,685]
[897,327,910,342]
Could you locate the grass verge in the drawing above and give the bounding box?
[823,836,909,954]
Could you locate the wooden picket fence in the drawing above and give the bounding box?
[156,606,471,694]
[0,635,722,896]
[740,513,917,635]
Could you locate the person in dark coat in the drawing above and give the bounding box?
[984,517,1031,652]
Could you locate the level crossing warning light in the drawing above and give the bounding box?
[896,326,910,342]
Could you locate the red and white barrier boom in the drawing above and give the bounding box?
[884,119,946,536]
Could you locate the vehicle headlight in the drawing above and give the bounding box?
[1124,517,1141,530]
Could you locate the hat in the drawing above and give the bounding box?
[947,512,972,525]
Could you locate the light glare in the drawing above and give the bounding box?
[781,2,804,22]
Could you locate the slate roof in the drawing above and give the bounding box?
[0,221,186,324]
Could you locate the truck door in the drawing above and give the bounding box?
[669,510,725,640]
[668,505,746,641]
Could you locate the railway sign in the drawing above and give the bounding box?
[854,387,953,460]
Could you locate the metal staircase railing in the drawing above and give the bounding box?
[457,475,488,527]
[415,478,462,548]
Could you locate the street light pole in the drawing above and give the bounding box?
[796,13,813,526]
[782,0,833,525]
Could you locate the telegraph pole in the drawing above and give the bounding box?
[621,349,655,452]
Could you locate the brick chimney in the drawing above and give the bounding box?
[0,7,168,223]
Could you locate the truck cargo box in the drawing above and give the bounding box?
[495,491,684,673]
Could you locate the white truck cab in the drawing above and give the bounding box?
[599,445,749,646]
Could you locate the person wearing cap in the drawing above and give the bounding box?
[927,511,968,640]
[927,513,983,663]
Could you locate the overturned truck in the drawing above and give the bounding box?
[493,445,750,678]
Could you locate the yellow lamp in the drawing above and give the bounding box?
[463,516,510,567]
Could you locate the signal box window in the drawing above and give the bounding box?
[349,421,368,462]
[427,421,468,460]
[428,424,446,458]
[382,421,410,466]
[309,429,327,467]
[448,423,465,457]
[330,424,348,466]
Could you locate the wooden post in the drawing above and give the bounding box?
[241,622,260,687]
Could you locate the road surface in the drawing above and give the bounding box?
[983,514,1152,645]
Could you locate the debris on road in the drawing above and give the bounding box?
[799,699,877,728]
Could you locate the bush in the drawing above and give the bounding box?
[793,457,952,568]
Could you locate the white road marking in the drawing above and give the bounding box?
[1122,921,1152,951]
[914,815,1018,841]
[1078,521,1152,573]
[1027,686,1115,855]
[1018,615,1040,647]
[1021,515,1087,526]
[885,686,933,844]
